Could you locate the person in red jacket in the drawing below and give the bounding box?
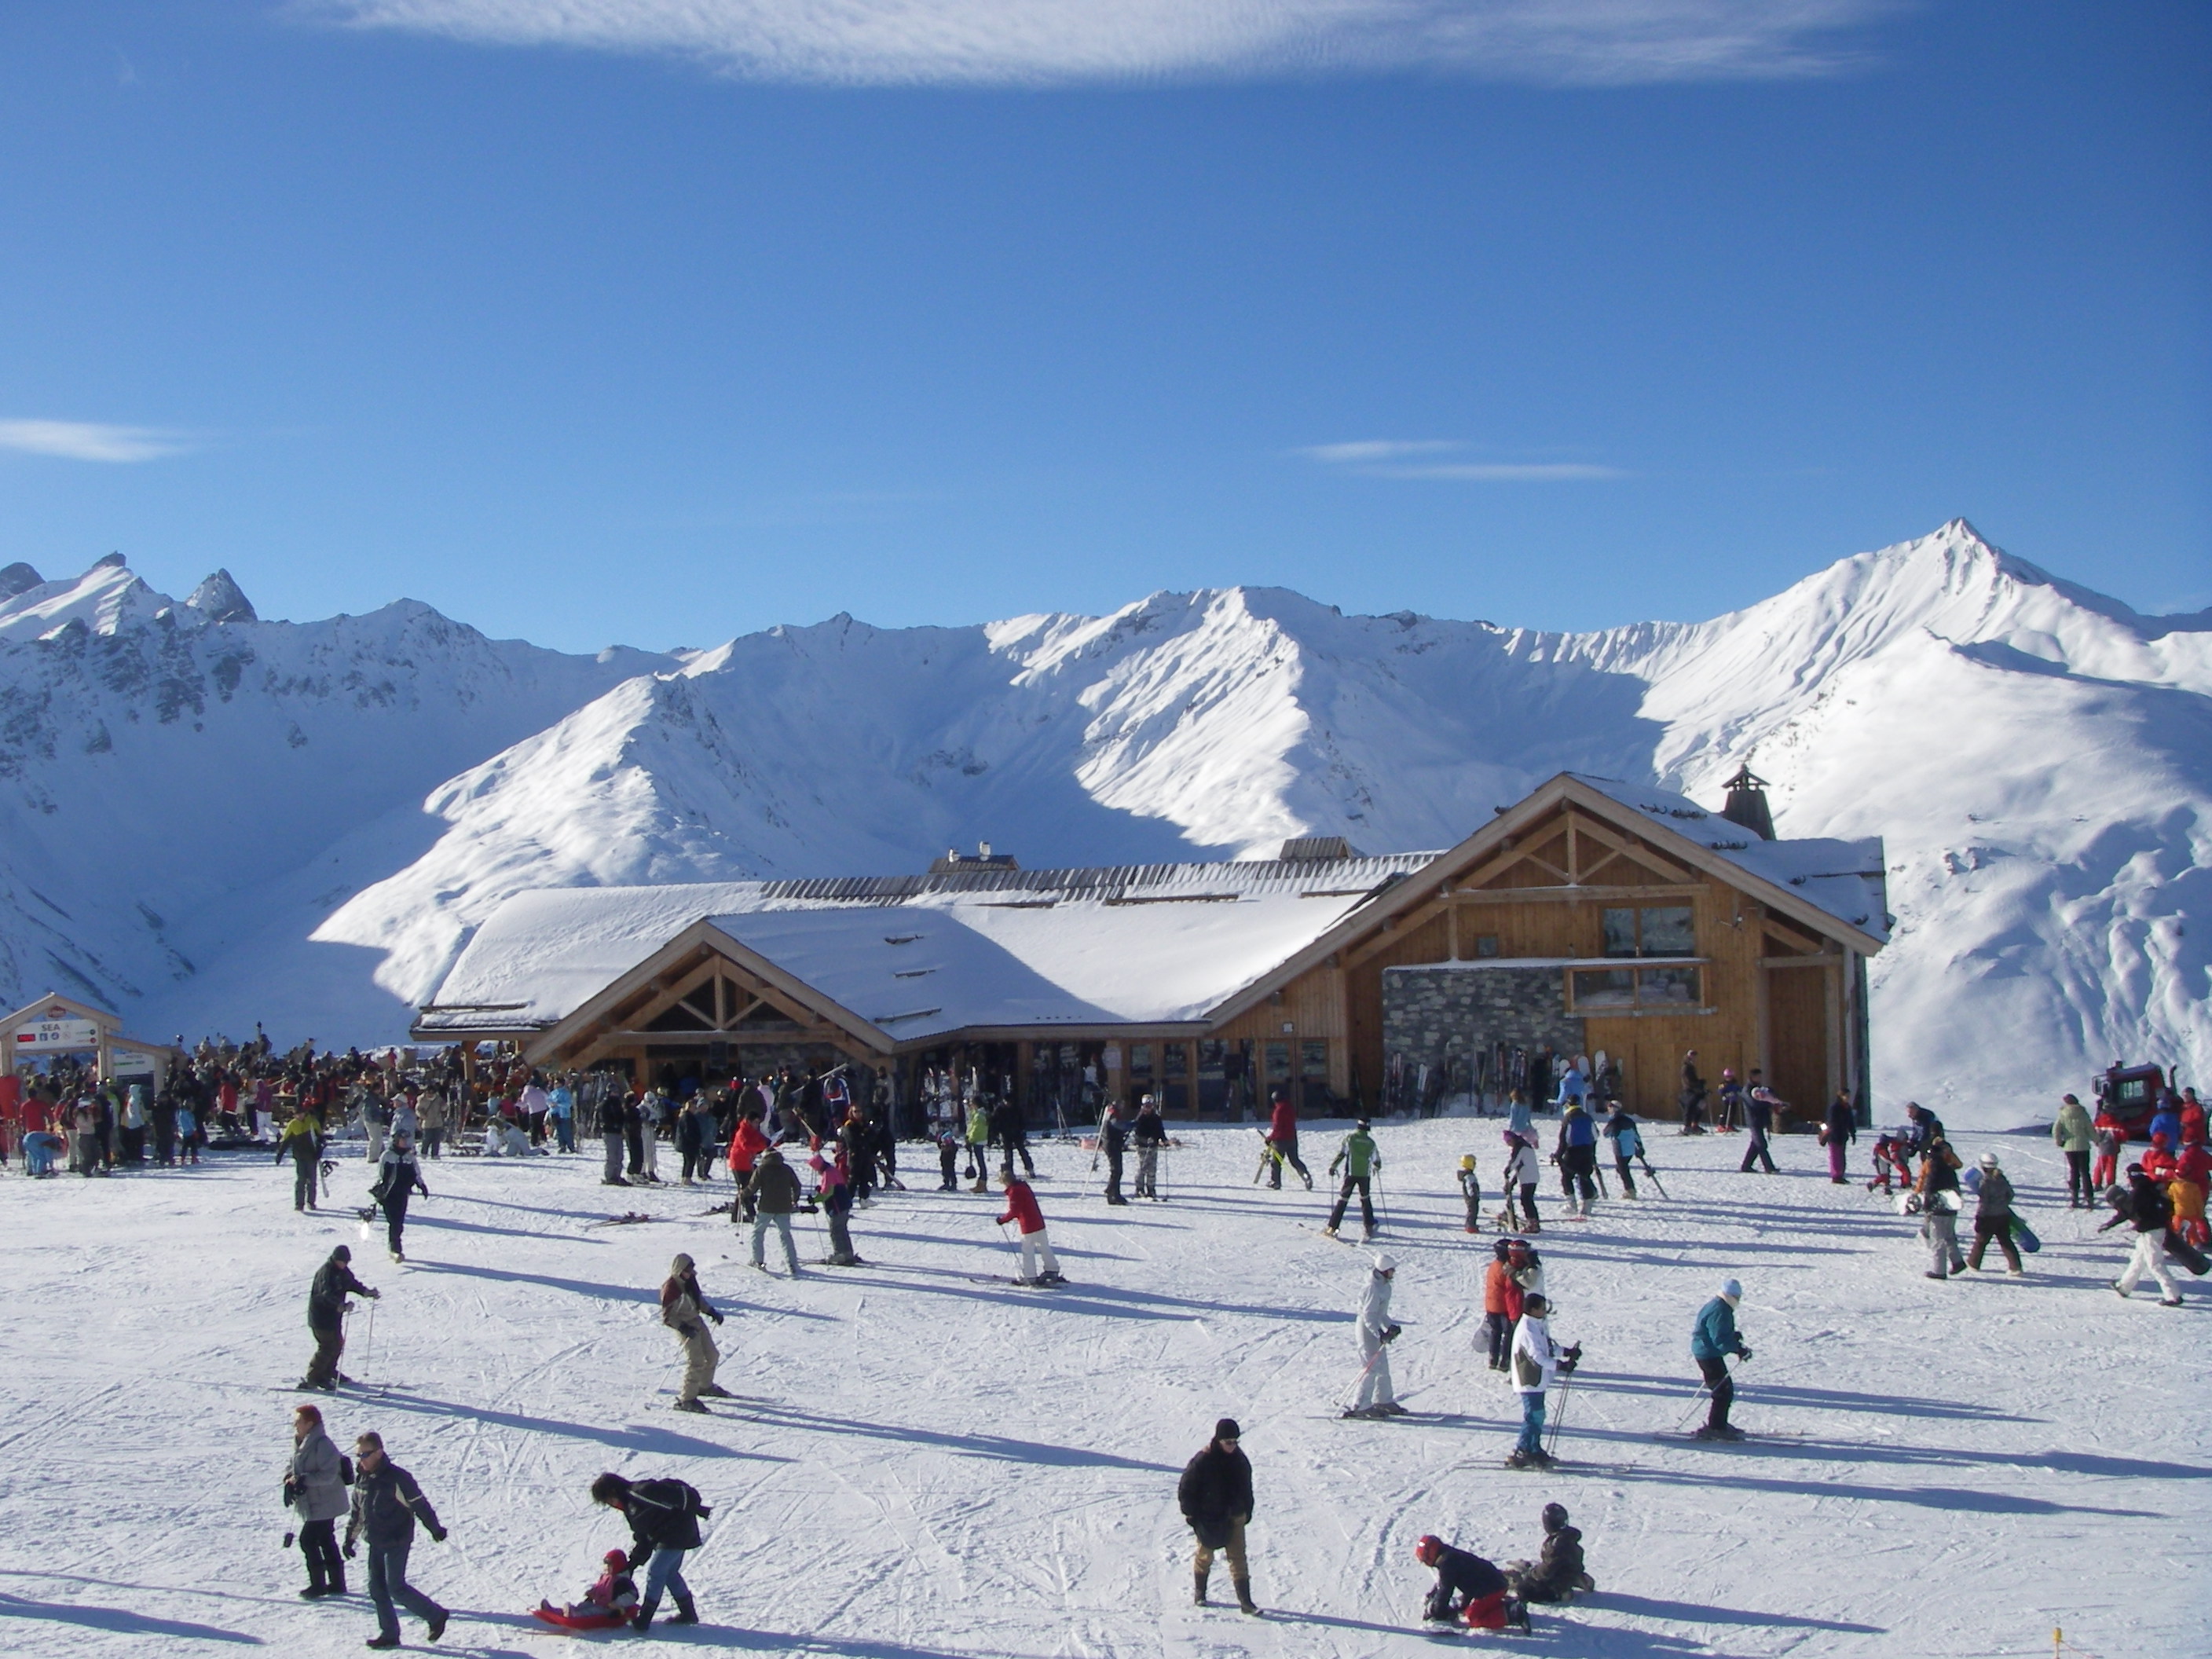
[1481,1240,1522,1372]
[726,1103,770,1225]
[1264,1086,1313,1191]
[2142,1132,2181,1185]
[997,1170,1064,1284]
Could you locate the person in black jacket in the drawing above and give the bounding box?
[591,1471,710,1632]
[302,1246,379,1391]
[1414,1534,1516,1630]
[1132,1097,1168,1200]
[991,1097,1035,1177]
[1504,1503,1590,1605]
[599,1083,630,1187]
[1177,1418,1258,1615]
[343,1432,449,1649]
[1099,1106,1129,1206]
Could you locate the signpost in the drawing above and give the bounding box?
[15,1017,101,1052]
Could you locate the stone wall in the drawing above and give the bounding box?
[1381,965,1585,1077]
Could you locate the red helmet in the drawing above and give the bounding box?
[1415,1535,1444,1566]
[604,1549,629,1567]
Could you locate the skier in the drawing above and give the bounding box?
[589,1470,710,1632]
[1343,1254,1404,1419]
[1555,1101,1599,1216]
[661,1252,729,1413]
[808,1135,865,1265]
[1322,1119,1381,1240]
[1822,1090,1856,1184]
[1690,1279,1752,1440]
[1264,1086,1313,1190]
[1507,1292,1572,1468]
[1177,1418,1259,1615]
[997,1168,1064,1284]
[1600,1103,1642,1199]
[343,1430,449,1649]
[1457,1154,1482,1232]
[1502,1133,1540,1232]
[1738,1083,1782,1174]
[302,1245,379,1391]
[1915,1131,1968,1279]
[1715,1067,1743,1134]
[935,1122,961,1192]
[1481,1240,1521,1372]
[536,1550,639,1630]
[1100,1103,1129,1205]
[277,1109,323,1211]
[372,1130,429,1262]
[1503,1503,1593,1605]
[743,1147,805,1276]
[1965,1152,2023,1275]
[285,1402,350,1599]
[2104,1163,2185,1305]
[2051,1093,2094,1207]
[726,1101,768,1221]
[1133,1095,1168,1200]
[1414,1535,1517,1632]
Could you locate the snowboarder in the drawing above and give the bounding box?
[371,1131,429,1262]
[1739,1082,1782,1174]
[1915,1132,1968,1278]
[535,1550,639,1630]
[1821,1090,1856,1183]
[590,1470,710,1632]
[342,1430,449,1650]
[1100,1103,1129,1205]
[1344,1254,1403,1419]
[744,1146,805,1276]
[1414,1535,1518,1632]
[1322,1120,1381,1240]
[1503,1503,1592,1605]
[1481,1239,1521,1372]
[1133,1095,1168,1199]
[661,1253,728,1412]
[1177,1418,1258,1615]
[1690,1279,1751,1440]
[302,1245,379,1391]
[1264,1085,1313,1190]
[2052,1093,2094,1207]
[997,1169,1063,1283]
[1965,1152,2023,1275]
[1507,1292,1571,1468]
[285,1402,350,1599]
[2104,1163,2185,1305]
[276,1110,324,1212]
[1457,1154,1482,1232]
[1502,1133,1540,1232]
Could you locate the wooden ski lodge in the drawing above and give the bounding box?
[413,771,1888,1125]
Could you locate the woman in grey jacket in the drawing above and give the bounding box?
[287,1403,351,1599]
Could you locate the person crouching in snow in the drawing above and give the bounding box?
[1415,1534,1520,1632]
[660,1254,728,1412]
[536,1550,639,1629]
[1343,1254,1403,1418]
[997,1169,1064,1284]
[1503,1503,1591,1605]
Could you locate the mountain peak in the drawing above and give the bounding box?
[0,562,42,602]
[185,569,258,624]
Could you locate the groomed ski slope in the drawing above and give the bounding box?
[0,1118,2203,1659]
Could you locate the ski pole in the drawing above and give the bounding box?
[361,1298,376,1383]
[1547,1372,1573,1458]
[1374,1170,1390,1233]
[1342,1342,1386,1413]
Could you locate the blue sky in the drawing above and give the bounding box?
[2,1,2206,652]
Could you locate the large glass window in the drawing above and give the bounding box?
[1639,965,1701,1005]
[1602,904,1695,958]
[1571,968,1637,1009]
[1601,909,1638,958]
[1572,965,1702,1012]
[1264,1040,1290,1084]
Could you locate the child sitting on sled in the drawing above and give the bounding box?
[535,1550,640,1629]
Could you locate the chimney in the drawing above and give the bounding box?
[1719,764,1776,841]
[979,841,991,859]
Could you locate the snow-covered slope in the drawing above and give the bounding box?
[3,523,2203,1122]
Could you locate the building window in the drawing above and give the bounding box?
[1602,904,1695,958]
[1301,1040,1329,1079]
[1265,1040,1290,1084]
[1475,934,1501,958]
[1571,965,1703,1012]
[1128,1043,1152,1079]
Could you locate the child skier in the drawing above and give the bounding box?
[1457,1155,1482,1233]
[996,1170,1064,1284]
[1503,1503,1592,1604]
[1501,1133,1540,1232]
[1414,1535,1521,1632]
[534,1550,641,1630]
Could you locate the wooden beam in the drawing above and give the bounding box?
[1762,954,1838,969]
[1560,810,1695,884]
[1450,884,1704,904]
[1762,916,1825,956]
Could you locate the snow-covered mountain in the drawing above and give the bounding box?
[2,521,2203,1124]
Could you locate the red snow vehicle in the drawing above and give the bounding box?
[2095,1064,2166,1143]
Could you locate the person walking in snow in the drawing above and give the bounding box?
[285,1401,350,1599]
[1965,1152,2024,1275]
[660,1252,728,1412]
[343,1430,449,1649]
[996,1168,1064,1283]
[990,1095,1035,1178]
[808,1135,864,1265]
[2104,1163,2184,1306]
[726,1101,769,1220]
[1678,1051,1708,1134]
[590,1471,710,1633]
[1690,1280,1752,1440]
[1264,1086,1313,1190]
[1822,1090,1856,1184]
[1915,1131,1968,1279]
[1738,1084,1782,1174]
[1414,1535,1516,1632]
[2052,1093,2094,1207]
[1600,1104,1642,1199]
[1099,1102,1129,1205]
[599,1084,630,1187]
[1507,1292,1571,1469]
[371,1130,429,1262]
[1502,1133,1540,1232]
[1178,1418,1259,1615]
[1323,1120,1381,1240]
[1133,1095,1167,1200]
[277,1109,324,1212]
[302,1245,379,1391]
[965,1098,991,1192]
[744,1147,804,1276]
[1343,1253,1404,1418]
[1554,1101,1599,1217]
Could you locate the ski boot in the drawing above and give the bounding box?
[1194,1566,1210,1606]
[668,1594,699,1626]
[1233,1577,1259,1616]
[1319,1225,1339,1238]
[673,1398,709,1415]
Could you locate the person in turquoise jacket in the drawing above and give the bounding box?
[1689,1280,1752,1441]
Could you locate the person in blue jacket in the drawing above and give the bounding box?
[1555,1102,1600,1217]
[1690,1280,1752,1441]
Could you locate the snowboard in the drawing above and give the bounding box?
[2008,1216,2042,1254]
[2166,1231,2212,1276]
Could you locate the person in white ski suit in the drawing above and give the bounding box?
[1508,1293,1569,1467]
[1349,1254,1404,1416]
[1503,1136,1541,1232]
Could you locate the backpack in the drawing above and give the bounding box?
[340,1454,356,1486]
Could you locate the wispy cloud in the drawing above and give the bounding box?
[0,419,192,463]
[301,1,1899,89]
[1299,440,1625,482]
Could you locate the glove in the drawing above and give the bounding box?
[1738,1346,1752,1362]
[429,1525,448,1544]
[343,1542,357,1559]
[368,1287,383,1300]
[709,1311,723,1325]
[283,1478,298,1506]
[1383,1324,1402,1343]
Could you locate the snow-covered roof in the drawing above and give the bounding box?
[1567,774,1891,943]
[416,853,1433,1041]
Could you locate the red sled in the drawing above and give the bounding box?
[532,1606,628,1632]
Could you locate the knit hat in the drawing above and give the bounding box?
[604,1548,630,1567]
[1719,1278,1742,1302]
[1214,1417,1241,1442]
[331,1244,351,1262]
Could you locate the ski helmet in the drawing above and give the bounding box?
[1719,1278,1742,1302]
[1373,1254,1397,1274]
[1541,1503,1569,1533]
[1415,1535,1444,1566]
[1459,1154,1475,1171]
[1492,1239,1512,1262]
[1979,1152,1999,1168]
[604,1549,630,1567]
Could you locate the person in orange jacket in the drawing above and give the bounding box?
[725,1102,770,1224]
[996,1170,1064,1284]
[1481,1240,1522,1372]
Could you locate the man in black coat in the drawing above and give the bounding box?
[302,1245,379,1390]
[991,1097,1035,1177]
[1099,1106,1129,1205]
[343,1431,449,1648]
[592,1471,710,1632]
[1177,1418,1258,1614]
